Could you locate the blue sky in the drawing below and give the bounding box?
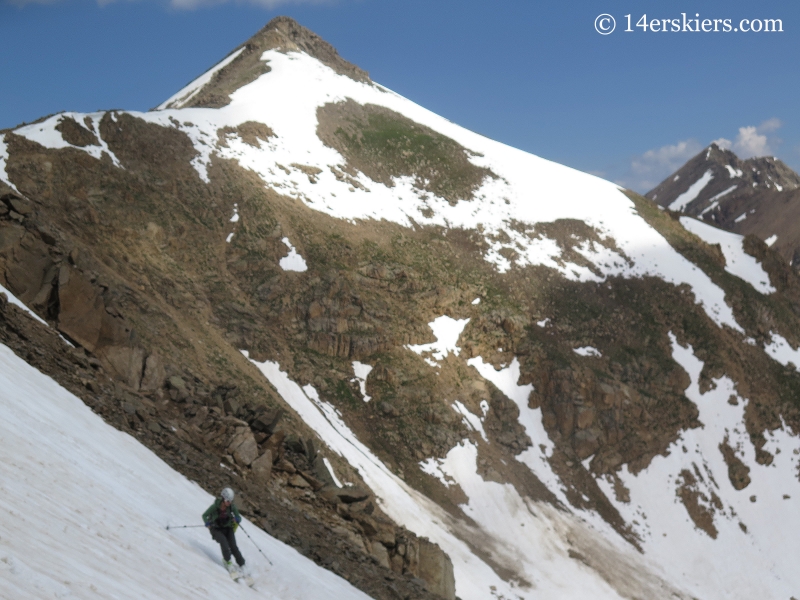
[1,0,798,192]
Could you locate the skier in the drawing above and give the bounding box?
[203,487,246,574]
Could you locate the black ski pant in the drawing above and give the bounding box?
[210,526,245,566]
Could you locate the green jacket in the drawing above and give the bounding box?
[203,498,242,530]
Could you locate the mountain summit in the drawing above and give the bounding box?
[158,16,370,110]
[647,143,800,261]
[3,18,800,600]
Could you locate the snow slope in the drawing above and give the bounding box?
[594,334,800,599]
[247,352,690,600]
[0,342,371,600]
[680,216,775,294]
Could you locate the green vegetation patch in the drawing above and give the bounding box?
[317,100,496,205]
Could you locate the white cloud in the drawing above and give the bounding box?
[618,118,784,193]
[617,138,703,193]
[758,117,782,133]
[712,137,732,150]
[731,119,782,158]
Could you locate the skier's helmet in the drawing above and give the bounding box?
[221,487,235,502]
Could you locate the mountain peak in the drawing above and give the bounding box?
[647,143,800,212]
[646,143,800,260]
[158,17,370,110]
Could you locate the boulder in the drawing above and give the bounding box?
[336,486,370,504]
[251,409,281,434]
[263,428,286,459]
[370,540,391,569]
[140,353,166,392]
[288,474,310,488]
[251,449,273,481]
[417,539,456,600]
[100,345,146,391]
[227,428,259,466]
[572,428,602,459]
[57,265,104,351]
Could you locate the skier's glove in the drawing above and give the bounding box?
[235,515,242,524]
[204,522,211,528]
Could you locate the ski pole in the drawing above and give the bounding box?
[166,524,207,530]
[240,525,273,566]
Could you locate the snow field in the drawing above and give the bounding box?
[679,216,775,294]
[594,333,800,599]
[0,342,371,600]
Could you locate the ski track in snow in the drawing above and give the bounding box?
[0,342,372,600]
[12,50,743,333]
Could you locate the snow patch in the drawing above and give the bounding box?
[323,457,343,488]
[574,346,602,357]
[406,316,469,367]
[279,237,308,272]
[351,361,373,402]
[765,234,778,247]
[15,112,122,168]
[0,134,20,193]
[724,165,743,178]
[764,333,800,372]
[451,400,487,441]
[679,217,775,294]
[708,184,737,203]
[669,170,714,212]
[0,283,48,326]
